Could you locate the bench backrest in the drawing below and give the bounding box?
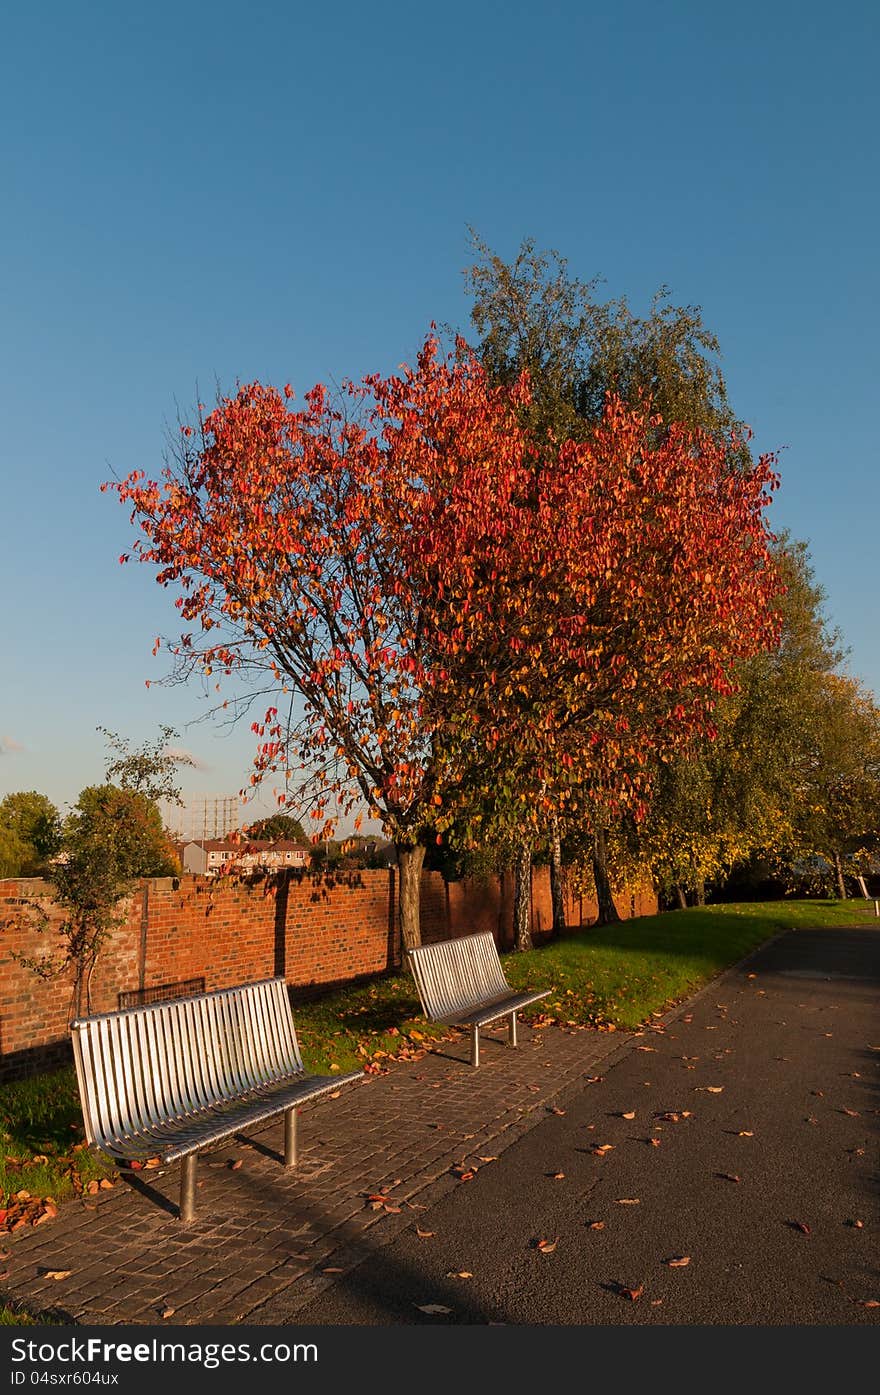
[407,931,510,1021]
[71,978,302,1149]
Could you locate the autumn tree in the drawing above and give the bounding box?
[462,231,749,925]
[408,389,782,940]
[107,334,780,950]
[107,341,544,949]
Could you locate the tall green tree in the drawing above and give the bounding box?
[635,536,870,904]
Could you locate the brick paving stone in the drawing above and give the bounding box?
[1,1020,630,1324]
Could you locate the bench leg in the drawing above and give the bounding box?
[284,1107,298,1168]
[509,1012,518,1048]
[471,1025,480,1069]
[179,1153,198,1224]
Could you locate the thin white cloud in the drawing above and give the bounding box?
[164,746,209,772]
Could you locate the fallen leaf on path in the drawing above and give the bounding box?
[451,1167,476,1182]
[587,1221,605,1230]
[698,1086,724,1094]
[619,1283,644,1301]
[585,1075,604,1085]
[161,1307,175,1319]
[446,1271,472,1279]
[416,1228,435,1238]
[716,1173,741,1183]
[855,1299,879,1308]
[228,1159,243,1170]
[547,1106,566,1116]
[738,1131,755,1138]
[841,1108,860,1118]
[789,1221,811,1235]
[44,1271,72,1281]
[537,1237,558,1253]
[665,1256,690,1267]
[322,1267,344,1274]
[847,1219,864,1228]
[549,1170,566,1180]
[648,1137,661,1148]
[621,1111,636,1120]
[591,1145,613,1157]
[415,1304,452,1315]
[477,1156,497,1163]
[615,1198,641,1205]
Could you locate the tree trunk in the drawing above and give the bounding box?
[549,815,566,938]
[674,884,688,910]
[396,842,426,951]
[833,851,847,901]
[513,840,533,951]
[592,827,622,925]
[694,875,706,907]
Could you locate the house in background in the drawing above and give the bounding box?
[182,838,312,877]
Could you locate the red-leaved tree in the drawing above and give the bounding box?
[105,335,780,948]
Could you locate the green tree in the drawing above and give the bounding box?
[16,785,179,1016]
[0,791,61,875]
[784,673,880,898]
[634,536,867,905]
[245,813,307,842]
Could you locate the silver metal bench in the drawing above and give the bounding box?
[71,977,362,1222]
[407,931,550,1067]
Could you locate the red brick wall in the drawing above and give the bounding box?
[0,868,656,1080]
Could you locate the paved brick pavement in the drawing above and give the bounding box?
[1,1020,635,1325]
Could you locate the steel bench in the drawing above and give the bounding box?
[406,931,550,1067]
[71,977,362,1222]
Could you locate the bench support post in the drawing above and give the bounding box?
[284,1107,298,1168]
[470,1025,480,1069]
[509,1012,517,1048]
[179,1153,198,1224]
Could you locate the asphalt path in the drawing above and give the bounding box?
[291,925,880,1325]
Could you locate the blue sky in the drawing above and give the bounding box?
[1,0,877,826]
